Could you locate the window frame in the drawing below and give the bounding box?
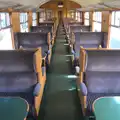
[111,11,120,28]
[93,12,102,23]
[0,12,11,30]
[20,12,28,32]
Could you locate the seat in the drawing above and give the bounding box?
[39,22,56,38]
[39,22,54,26]
[0,49,44,119]
[79,48,120,117]
[71,32,108,70]
[14,32,52,65]
[67,25,91,45]
[31,26,55,45]
[69,25,91,33]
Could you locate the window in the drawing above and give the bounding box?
[93,12,102,32]
[0,13,10,29]
[20,13,28,32]
[93,12,102,22]
[39,11,45,22]
[32,13,37,26]
[71,12,73,18]
[85,12,89,19]
[111,11,120,27]
[69,10,75,19]
[77,12,80,22]
[75,11,81,21]
[84,12,89,25]
[0,13,13,50]
[46,10,53,20]
[110,11,120,48]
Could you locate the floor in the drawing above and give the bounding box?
[39,22,83,120]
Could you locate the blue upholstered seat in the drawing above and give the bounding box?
[0,50,41,118]
[80,50,120,117]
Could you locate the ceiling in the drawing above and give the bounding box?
[0,0,120,11]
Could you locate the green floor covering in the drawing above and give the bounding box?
[39,23,83,120]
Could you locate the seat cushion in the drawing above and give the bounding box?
[0,72,37,93]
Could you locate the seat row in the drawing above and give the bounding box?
[78,48,120,118]
[0,19,57,119]
[62,18,108,74]
[63,18,120,119]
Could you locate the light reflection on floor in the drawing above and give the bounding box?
[65,75,78,79]
[68,87,76,91]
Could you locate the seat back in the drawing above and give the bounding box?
[31,26,52,40]
[31,26,52,33]
[74,32,107,57]
[84,49,120,94]
[69,25,91,33]
[39,22,54,26]
[0,50,39,93]
[14,32,48,57]
[69,22,82,26]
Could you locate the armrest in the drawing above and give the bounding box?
[71,49,75,55]
[33,83,41,96]
[47,49,51,55]
[80,82,87,96]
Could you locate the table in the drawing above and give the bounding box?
[0,97,29,120]
[93,97,120,120]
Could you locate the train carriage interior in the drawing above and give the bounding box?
[0,0,120,120]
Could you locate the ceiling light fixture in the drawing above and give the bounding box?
[58,2,63,8]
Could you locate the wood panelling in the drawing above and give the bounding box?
[28,12,32,31]
[36,12,39,25]
[82,12,85,25]
[40,0,81,18]
[10,12,20,32]
[89,11,94,31]
[10,12,20,49]
[102,11,112,48]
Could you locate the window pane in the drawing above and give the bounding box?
[6,13,10,26]
[0,13,6,28]
[93,12,102,22]
[20,13,28,32]
[111,12,115,25]
[32,20,37,26]
[110,26,120,48]
[0,28,13,50]
[93,22,101,32]
[115,11,120,26]
[85,12,89,19]
[85,19,89,25]
[20,23,28,32]
[33,13,36,20]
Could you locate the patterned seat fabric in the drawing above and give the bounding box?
[69,25,91,33]
[14,32,48,58]
[83,50,120,116]
[74,32,108,59]
[0,51,38,117]
[31,26,53,41]
[39,22,54,26]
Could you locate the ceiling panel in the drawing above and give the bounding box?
[0,0,119,11]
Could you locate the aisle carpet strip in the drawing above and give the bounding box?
[39,22,83,120]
